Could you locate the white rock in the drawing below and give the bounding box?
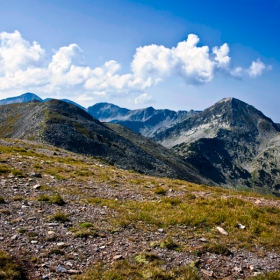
[199,237,207,242]
[216,226,228,235]
[237,223,246,229]
[33,184,41,189]
[11,235,18,240]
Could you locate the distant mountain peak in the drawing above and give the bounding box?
[0,92,43,105]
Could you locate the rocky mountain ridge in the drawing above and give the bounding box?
[153,98,280,194]
[88,102,199,137]
[2,93,280,194]
[0,99,208,184]
[0,93,196,138]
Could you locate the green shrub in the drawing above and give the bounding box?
[51,194,66,205]
[249,271,280,279]
[17,228,28,234]
[0,165,10,174]
[48,211,69,223]
[79,222,93,228]
[38,194,65,205]
[0,250,24,280]
[38,194,51,202]
[154,186,166,195]
[13,196,23,201]
[11,170,24,178]
[202,242,231,256]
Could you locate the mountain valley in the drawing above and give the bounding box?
[1,93,280,195]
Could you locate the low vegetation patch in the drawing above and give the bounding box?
[249,271,280,279]
[47,211,69,223]
[0,165,10,175]
[154,186,167,195]
[150,237,180,251]
[38,193,65,205]
[73,259,199,280]
[0,250,24,280]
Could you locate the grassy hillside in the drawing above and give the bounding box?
[0,138,280,279]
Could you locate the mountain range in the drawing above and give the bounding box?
[1,92,280,195]
[0,98,208,184]
[0,93,195,138]
[88,102,199,137]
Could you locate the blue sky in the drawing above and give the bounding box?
[0,0,280,121]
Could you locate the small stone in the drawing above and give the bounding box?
[11,235,18,240]
[30,172,42,178]
[113,255,123,260]
[158,228,164,233]
[233,266,242,273]
[250,265,255,271]
[100,246,106,249]
[56,265,67,273]
[67,270,80,275]
[46,223,59,226]
[201,269,213,277]
[199,237,207,242]
[48,231,55,235]
[33,184,41,190]
[237,223,246,229]
[65,261,73,267]
[31,240,38,244]
[216,226,228,235]
[57,242,65,247]
[0,237,4,241]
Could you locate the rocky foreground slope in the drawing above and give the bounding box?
[153,98,280,195]
[0,99,207,184]
[0,139,280,279]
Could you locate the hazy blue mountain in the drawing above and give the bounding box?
[0,92,43,105]
[87,102,199,137]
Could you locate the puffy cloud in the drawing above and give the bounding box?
[134,93,153,104]
[0,31,271,102]
[0,30,45,73]
[131,34,216,85]
[77,94,94,101]
[248,59,270,78]
[212,43,231,68]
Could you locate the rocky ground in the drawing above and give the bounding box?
[1,139,280,279]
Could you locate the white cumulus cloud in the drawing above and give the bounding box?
[134,93,153,104]
[248,59,270,78]
[131,34,217,85]
[0,30,271,102]
[0,30,45,74]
